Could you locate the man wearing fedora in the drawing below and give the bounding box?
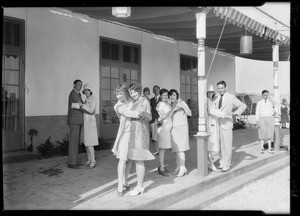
[67,79,84,169]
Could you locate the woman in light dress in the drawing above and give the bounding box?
[169,89,191,177]
[156,88,173,177]
[128,83,155,196]
[111,83,143,197]
[206,85,230,171]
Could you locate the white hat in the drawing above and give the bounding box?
[208,85,214,92]
[83,83,92,92]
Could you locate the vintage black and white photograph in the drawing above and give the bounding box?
[2,2,294,213]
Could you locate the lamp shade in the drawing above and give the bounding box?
[240,36,252,55]
[112,7,131,18]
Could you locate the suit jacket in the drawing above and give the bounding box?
[215,92,247,129]
[150,95,161,124]
[67,89,83,125]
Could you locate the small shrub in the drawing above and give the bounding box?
[56,136,69,156]
[37,136,57,158]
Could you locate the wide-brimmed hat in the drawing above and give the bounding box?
[83,83,92,92]
[207,85,214,92]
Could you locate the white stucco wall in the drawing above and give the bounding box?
[4,7,237,117]
[5,8,100,117]
[235,57,290,96]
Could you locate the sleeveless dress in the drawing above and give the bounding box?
[128,96,155,161]
[156,101,173,149]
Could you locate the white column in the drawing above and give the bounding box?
[272,44,281,150]
[195,12,208,137]
[193,9,210,176]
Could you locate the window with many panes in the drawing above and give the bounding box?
[180,55,198,101]
[100,38,140,125]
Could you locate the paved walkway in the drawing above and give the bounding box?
[3,128,290,210]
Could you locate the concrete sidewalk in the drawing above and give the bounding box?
[3,128,290,210]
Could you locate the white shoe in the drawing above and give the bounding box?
[177,167,188,177]
[129,187,144,196]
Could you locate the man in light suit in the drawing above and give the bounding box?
[67,79,84,169]
[215,80,247,172]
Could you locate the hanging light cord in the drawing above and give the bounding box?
[206,17,227,79]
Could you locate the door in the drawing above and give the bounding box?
[180,55,198,132]
[2,17,25,152]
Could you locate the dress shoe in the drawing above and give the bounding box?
[158,167,169,177]
[129,187,144,196]
[68,164,82,169]
[208,164,219,172]
[221,168,229,172]
[172,168,180,175]
[177,168,188,177]
[268,150,274,154]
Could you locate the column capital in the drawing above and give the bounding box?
[190,7,212,14]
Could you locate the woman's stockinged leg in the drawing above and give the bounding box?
[86,146,91,163]
[88,146,96,163]
[159,149,166,171]
[124,160,132,186]
[118,159,126,192]
[135,161,145,188]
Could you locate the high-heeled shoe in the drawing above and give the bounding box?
[88,162,96,169]
[158,167,169,177]
[117,190,124,197]
[129,187,144,196]
[208,164,219,172]
[177,168,188,177]
[86,160,91,166]
[123,184,132,191]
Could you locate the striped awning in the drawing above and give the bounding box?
[213,7,290,46]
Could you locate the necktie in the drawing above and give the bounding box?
[218,94,223,109]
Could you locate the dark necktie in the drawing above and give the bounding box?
[218,94,223,109]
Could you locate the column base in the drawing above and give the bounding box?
[194,133,210,176]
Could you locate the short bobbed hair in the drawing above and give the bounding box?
[168,89,179,99]
[129,83,143,94]
[113,83,129,96]
[159,88,168,96]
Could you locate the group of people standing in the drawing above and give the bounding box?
[111,83,192,197]
[66,78,285,197]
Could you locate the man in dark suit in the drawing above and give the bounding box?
[67,79,84,169]
[150,85,161,155]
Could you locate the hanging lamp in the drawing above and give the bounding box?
[240,29,252,55]
[112,7,131,18]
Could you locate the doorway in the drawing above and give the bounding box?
[2,17,25,152]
